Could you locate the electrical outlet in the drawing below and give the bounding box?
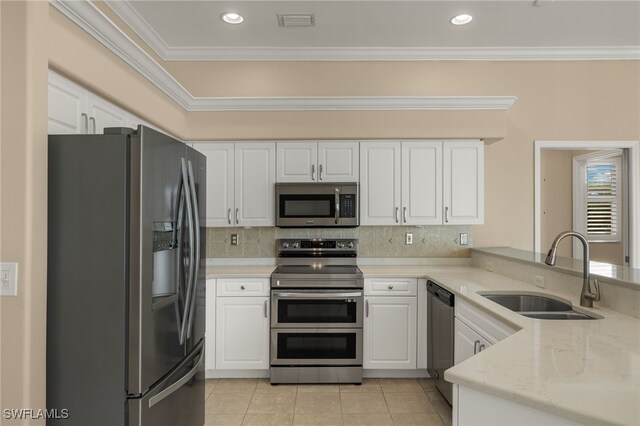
[486,261,493,272]
[535,275,545,288]
[0,263,18,296]
[460,233,468,245]
[405,233,413,245]
[231,234,239,246]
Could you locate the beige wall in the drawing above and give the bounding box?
[1,2,48,424]
[1,2,639,419]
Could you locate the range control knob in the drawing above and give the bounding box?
[347,241,355,249]
[282,242,290,249]
[292,242,300,248]
[337,242,345,249]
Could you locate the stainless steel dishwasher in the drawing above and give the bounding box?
[426,280,454,405]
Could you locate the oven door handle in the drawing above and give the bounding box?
[273,292,362,298]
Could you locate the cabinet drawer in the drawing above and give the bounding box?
[216,278,270,297]
[455,299,516,343]
[365,278,417,296]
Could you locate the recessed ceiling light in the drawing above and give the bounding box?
[450,14,473,25]
[221,12,243,24]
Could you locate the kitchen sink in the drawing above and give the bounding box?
[479,292,602,320]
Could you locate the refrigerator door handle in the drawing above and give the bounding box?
[179,158,196,345]
[148,345,204,408]
[185,160,200,340]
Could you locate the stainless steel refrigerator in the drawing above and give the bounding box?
[47,126,206,425]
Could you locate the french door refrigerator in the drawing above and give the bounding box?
[47,126,206,426]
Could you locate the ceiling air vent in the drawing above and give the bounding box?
[277,14,315,27]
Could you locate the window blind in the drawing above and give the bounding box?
[585,162,619,239]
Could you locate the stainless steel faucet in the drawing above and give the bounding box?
[544,231,601,307]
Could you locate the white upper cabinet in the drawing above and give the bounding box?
[317,141,359,182]
[361,140,483,226]
[402,141,442,225]
[443,140,484,225]
[360,141,402,225]
[235,143,276,227]
[194,142,275,227]
[48,71,86,134]
[193,143,235,227]
[48,70,158,136]
[277,141,359,183]
[85,93,129,135]
[276,142,317,182]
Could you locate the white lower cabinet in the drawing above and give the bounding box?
[454,318,492,365]
[364,296,417,369]
[215,296,270,370]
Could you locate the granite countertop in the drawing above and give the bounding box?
[421,266,640,426]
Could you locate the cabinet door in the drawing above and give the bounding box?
[235,143,276,226]
[317,141,359,182]
[205,279,216,372]
[360,142,402,225]
[194,143,235,227]
[48,71,86,134]
[402,141,442,225]
[364,296,417,369]
[454,318,491,365]
[216,297,269,370]
[86,93,129,134]
[443,140,484,225]
[276,142,317,182]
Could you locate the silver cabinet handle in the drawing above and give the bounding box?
[81,113,88,134]
[395,207,399,223]
[473,340,480,354]
[479,344,486,352]
[227,208,231,225]
[235,208,239,224]
[365,300,369,317]
[319,164,323,180]
[388,285,394,290]
[403,207,407,223]
[311,164,316,181]
[240,285,245,290]
[89,116,96,134]
[445,206,449,223]
[264,300,268,318]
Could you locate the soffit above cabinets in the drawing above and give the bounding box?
[103,0,640,61]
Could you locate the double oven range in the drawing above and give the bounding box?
[270,239,364,384]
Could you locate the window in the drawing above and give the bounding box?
[583,158,622,242]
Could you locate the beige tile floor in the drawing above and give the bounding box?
[204,378,452,426]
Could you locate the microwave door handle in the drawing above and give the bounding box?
[335,190,340,224]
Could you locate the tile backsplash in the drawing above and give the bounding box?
[206,225,472,258]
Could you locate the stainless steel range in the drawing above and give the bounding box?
[270,239,364,384]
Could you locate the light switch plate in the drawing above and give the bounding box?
[0,262,18,296]
[405,233,413,245]
[460,233,468,245]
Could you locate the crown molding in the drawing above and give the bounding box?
[188,96,517,112]
[50,0,192,109]
[156,46,640,62]
[50,0,518,112]
[103,1,640,62]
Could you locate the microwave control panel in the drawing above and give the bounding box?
[340,194,356,218]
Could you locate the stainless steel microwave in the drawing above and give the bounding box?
[276,183,359,228]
